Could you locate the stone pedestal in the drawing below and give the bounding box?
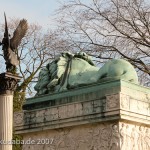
[14,80,150,150]
[0,73,21,150]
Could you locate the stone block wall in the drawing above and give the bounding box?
[14,80,150,150]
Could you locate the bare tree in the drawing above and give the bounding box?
[55,0,150,86]
[0,18,73,150]
[0,18,70,111]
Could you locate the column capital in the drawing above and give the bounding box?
[0,72,22,95]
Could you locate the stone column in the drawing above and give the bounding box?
[0,73,21,150]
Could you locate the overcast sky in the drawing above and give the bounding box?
[0,0,61,29]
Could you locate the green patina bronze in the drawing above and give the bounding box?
[34,52,138,96]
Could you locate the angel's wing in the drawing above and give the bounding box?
[10,19,28,50]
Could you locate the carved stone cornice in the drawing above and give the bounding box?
[0,72,22,95]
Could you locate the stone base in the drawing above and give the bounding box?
[14,80,150,150]
[21,121,150,150]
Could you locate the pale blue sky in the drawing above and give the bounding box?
[0,0,62,29]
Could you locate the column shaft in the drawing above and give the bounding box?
[0,95,13,150]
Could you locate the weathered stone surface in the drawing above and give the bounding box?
[22,122,120,150]
[24,80,145,110]
[119,122,150,150]
[15,80,150,132]
[19,122,150,150]
[14,80,150,150]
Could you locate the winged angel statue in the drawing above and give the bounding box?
[0,13,28,73]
